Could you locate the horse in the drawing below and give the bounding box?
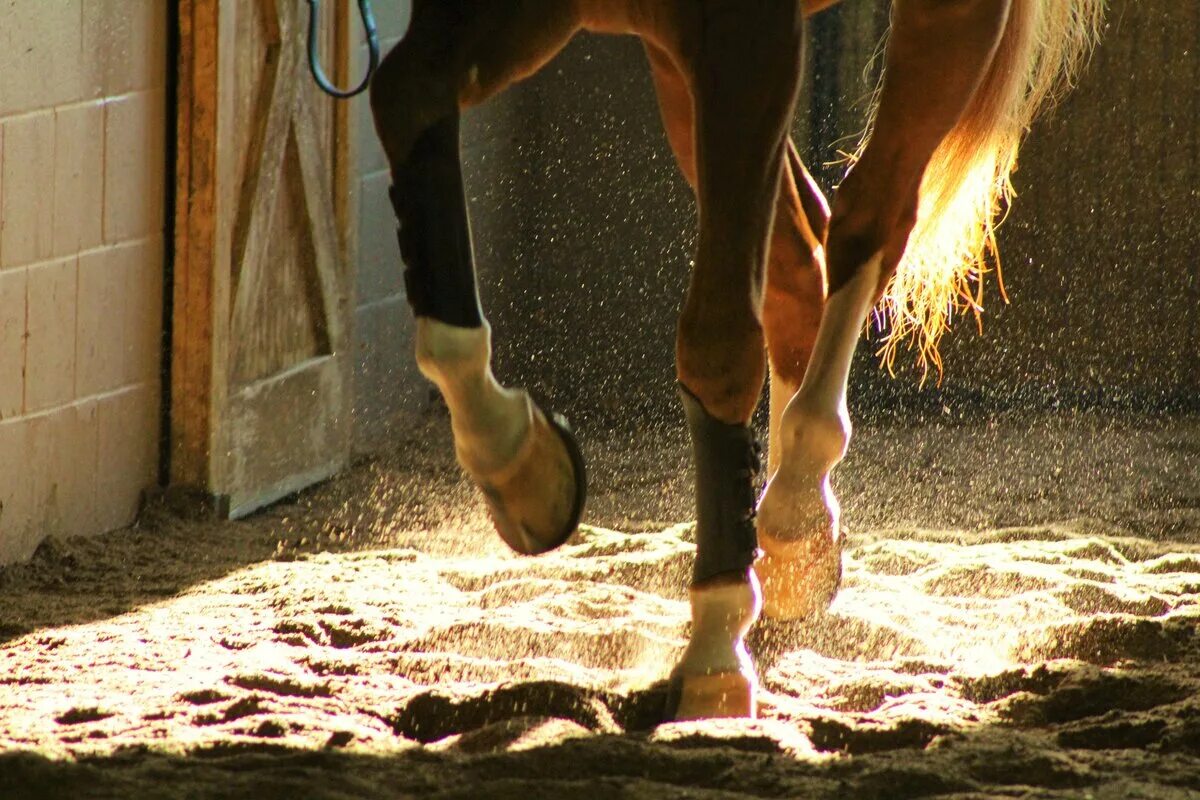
[366,0,1104,721]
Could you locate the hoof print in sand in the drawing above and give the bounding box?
[228,673,333,699]
[1056,717,1169,750]
[387,680,643,744]
[1014,616,1193,664]
[809,717,954,754]
[388,678,690,746]
[55,707,113,726]
[194,696,269,727]
[178,689,232,706]
[1000,669,1190,727]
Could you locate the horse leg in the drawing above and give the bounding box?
[645,4,805,720]
[756,0,1012,618]
[369,1,585,555]
[647,39,832,622]
[646,46,828,477]
[763,145,829,478]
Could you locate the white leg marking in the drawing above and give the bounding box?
[673,574,762,720]
[767,367,800,478]
[756,253,883,619]
[415,317,531,476]
[789,251,884,443]
[678,575,762,678]
[416,317,583,556]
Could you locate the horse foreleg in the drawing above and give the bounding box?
[648,36,831,626]
[646,47,828,479]
[756,0,1012,619]
[755,143,845,621]
[654,3,805,720]
[370,1,585,555]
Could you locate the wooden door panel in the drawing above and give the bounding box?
[231,131,334,385]
[225,355,344,517]
[174,0,353,516]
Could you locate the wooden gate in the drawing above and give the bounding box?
[173,0,355,517]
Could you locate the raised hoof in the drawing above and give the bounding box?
[666,669,758,721]
[476,404,587,556]
[755,530,843,620]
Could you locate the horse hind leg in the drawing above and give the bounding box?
[756,0,1012,618]
[647,6,805,719]
[757,143,843,620]
[369,1,585,554]
[764,142,830,479]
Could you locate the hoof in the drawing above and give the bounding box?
[666,576,760,721]
[666,668,758,721]
[755,530,843,620]
[476,404,587,555]
[755,474,843,620]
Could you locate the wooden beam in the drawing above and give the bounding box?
[171,0,221,490]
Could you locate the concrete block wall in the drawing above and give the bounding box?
[0,3,167,562]
[349,0,426,450]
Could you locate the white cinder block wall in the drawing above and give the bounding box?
[0,3,166,562]
[351,0,426,448]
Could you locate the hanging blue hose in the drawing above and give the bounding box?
[306,0,380,99]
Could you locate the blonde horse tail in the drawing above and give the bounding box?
[867,0,1106,376]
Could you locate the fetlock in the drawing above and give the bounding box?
[777,391,851,476]
[670,576,761,721]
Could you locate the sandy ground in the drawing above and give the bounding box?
[1,406,1199,799]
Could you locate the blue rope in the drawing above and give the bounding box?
[306,0,380,99]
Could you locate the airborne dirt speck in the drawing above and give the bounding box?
[1,408,1199,799]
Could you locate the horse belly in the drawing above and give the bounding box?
[576,0,687,41]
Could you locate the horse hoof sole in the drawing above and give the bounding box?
[755,531,843,621]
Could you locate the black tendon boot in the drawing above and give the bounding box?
[678,384,763,586]
[390,112,483,329]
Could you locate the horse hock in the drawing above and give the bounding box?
[389,111,586,555]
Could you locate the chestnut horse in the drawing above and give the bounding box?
[368,0,1103,720]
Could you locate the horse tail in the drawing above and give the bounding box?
[867,0,1106,376]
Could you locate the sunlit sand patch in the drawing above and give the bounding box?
[0,522,1198,760]
[757,524,1200,742]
